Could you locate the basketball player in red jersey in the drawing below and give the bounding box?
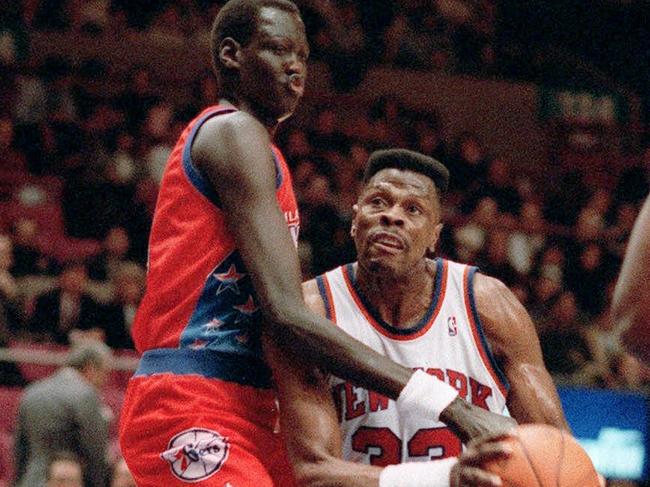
[612,194,650,365]
[265,150,568,487]
[119,2,513,486]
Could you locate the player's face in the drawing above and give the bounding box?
[352,169,443,277]
[237,7,309,122]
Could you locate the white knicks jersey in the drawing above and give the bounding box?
[315,259,509,467]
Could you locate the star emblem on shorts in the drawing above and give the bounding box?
[233,296,258,318]
[203,318,224,332]
[213,265,245,295]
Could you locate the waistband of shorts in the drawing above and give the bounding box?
[135,348,273,389]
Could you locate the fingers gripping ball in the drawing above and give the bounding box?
[483,424,600,487]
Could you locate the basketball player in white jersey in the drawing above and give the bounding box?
[265,149,568,487]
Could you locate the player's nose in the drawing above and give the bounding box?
[285,52,306,77]
[379,206,405,227]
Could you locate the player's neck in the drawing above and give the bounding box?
[355,259,436,330]
[218,97,279,135]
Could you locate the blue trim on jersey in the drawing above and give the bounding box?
[466,267,510,391]
[316,275,332,321]
[271,150,283,189]
[135,348,273,388]
[347,259,443,336]
[181,108,284,206]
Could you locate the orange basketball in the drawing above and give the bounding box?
[483,424,600,487]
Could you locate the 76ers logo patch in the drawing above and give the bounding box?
[160,428,229,482]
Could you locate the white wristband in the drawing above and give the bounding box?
[397,370,459,423]
[379,458,459,487]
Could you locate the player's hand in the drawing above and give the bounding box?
[450,433,514,487]
[440,397,517,444]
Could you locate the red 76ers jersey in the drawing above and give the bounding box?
[131,105,299,388]
[316,259,509,465]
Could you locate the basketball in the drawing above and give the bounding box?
[483,424,600,487]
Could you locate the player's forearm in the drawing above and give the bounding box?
[293,457,381,487]
[265,304,411,399]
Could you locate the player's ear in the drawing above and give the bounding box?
[219,37,242,70]
[427,223,443,254]
[350,204,359,237]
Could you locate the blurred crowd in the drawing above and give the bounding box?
[0,2,648,487]
[1,0,649,394]
[2,0,498,87]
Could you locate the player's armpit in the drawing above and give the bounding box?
[471,273,568,430]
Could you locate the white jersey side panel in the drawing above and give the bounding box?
[319,259,508,466]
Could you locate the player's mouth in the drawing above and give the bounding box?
[287,74,305,96]
[370,231,406,251]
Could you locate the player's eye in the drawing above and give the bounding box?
[272,44,289,55]
[407,205,422,215]
[370,197,385,207]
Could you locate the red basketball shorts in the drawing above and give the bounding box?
[119,373,296,487]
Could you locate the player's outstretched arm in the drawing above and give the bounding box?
[192,111,514,442]
[263,281,511,487]
[612,195,650,365]
[193,111,408,397]
[472,273,568,429]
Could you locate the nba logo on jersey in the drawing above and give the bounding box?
[447,316,458,336]
[160,428,230,482]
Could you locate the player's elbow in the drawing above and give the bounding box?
[262,300,311,343]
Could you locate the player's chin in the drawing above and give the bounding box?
[365,254,405,276]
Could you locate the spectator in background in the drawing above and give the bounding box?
[0,115,27,172]
[447,131,488,192]
[28,262,101,344]
[468,156,522,215]
[0,236,26,386]
[0,235,22,333]
[508,201,547,276]
[476,227,520,287]
[384,0,453,71]
[565,242,608,317]
[95,262,144,349]
[110,457,136,487]
[538,291,599,385]
[453,196,498,262]
[114,66,160,134]
[15,340,111,487]
[87,227,130,282]
[44,451,84,487]
[10,218,58,277]
[104,130,140,188]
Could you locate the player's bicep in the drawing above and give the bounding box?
[473,274,568,429]
[263,335,343,463]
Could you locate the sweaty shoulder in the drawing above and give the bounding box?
[471,272,535,359]
[191,110,271,171]
[302,279,327,317]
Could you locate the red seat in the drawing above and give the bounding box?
[0,431,14,485]
[0,387,23,434]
